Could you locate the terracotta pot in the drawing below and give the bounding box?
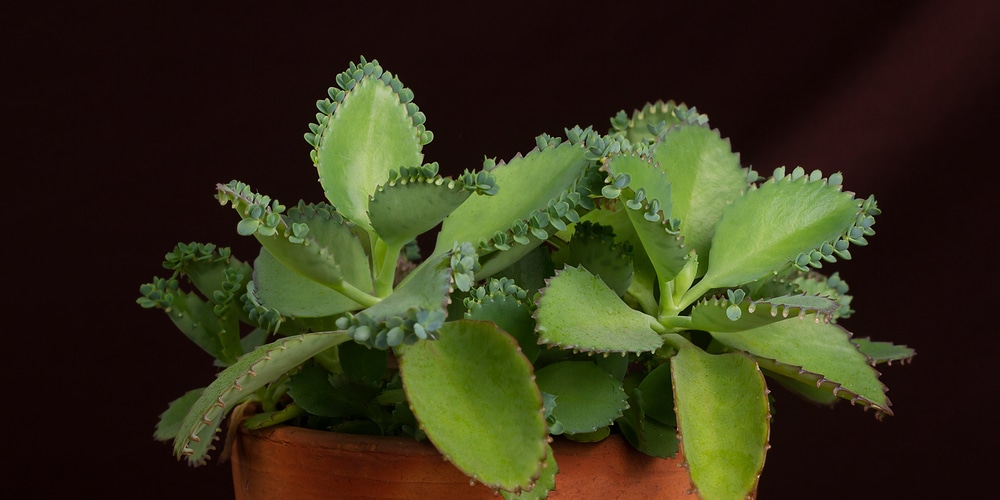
[231,425,692,499]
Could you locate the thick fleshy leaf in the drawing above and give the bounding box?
[709,316,892,415]
[636,363,676,426]
[693,174,859,294]
[551,221,633,297]
[852,337,916,365]
[434,141,594,276]
[399,320,547,492]
[315,74,424,231]
[173,332,352,465]
[252,249,363,317]
[689,293,841,333]
[617,387,679,459]
[465,293,540,363]
[534,361,628,434]
[368,177,473,247]
[603,153,673,223]
[654,125,746,276]
[614,100,699,144]
[671,343,769,500]
[625,206,689,283]
[358,250,454,324]
[535,265,662,354]
[578,207,658,314]
[154,388,204,442]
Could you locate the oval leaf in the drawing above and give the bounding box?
[399,320,548,492]
[534,361,628,434]
[535,265,662,354]
[671,343,769,500]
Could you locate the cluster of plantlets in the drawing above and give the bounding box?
[140,56,913,499]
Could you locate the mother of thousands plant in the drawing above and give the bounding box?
[140,56,914,499]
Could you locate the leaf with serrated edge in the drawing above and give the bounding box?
[535,361,628,434]
[252,248,363,317]
[172,332,351,465]
[535,265,662,354]
[316,75,423,231]
[852,337,916,365]
[434,142,592,274]
[671,343,769,500]
[155,388,204,442]
[689,293,840,333]
[695,175,859,293]
[369,177,473,247]
[500,444,557,500]
[710,316,892,415]
[655,125,746,276]
[399,320,547,492]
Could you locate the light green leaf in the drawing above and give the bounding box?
[399,320,548,492]
[173,332,351,465]
[709,316,891,415]
[534,361,628,434]
[654,125,746,276]
[368,176,474,247]
[852,337,916,365]
[692,174,859,295]
[251,248,363,318]
[434,141,594,276]
[154,388,204,442]
[671,343,769,500]
[316,75,424,231]
[689,293,841,333]
[535,265,662,354]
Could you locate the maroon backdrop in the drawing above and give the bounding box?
[6,1,997,498]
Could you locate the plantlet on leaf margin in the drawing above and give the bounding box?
[141,56,914,500]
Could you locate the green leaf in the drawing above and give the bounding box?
[534,361,628,435]
[636,363,676,426]
[315,74,424,231]
[251,248,364,318]
[614,100,701,143]
[154,388,204,442]
[465,292,541,363]
[654,125,746,276]
[368,175,474,247]
[172,332,351,465]
[287,361,370,419]
[535,265,662,354]
[434,141,594,277]
[399,320,547,492]
[617,387,679,459]
[500,444,557,500]
[709,316,892,415]
[671,343,769,500]
[689,293,841,333]
[852,337,916,365]
[692,173,860,295]
[551,221,634,297]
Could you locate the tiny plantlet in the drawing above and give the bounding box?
[140,56,914,499]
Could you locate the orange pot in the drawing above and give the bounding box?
[231,425,692,499]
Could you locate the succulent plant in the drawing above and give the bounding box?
[141,56,914,499]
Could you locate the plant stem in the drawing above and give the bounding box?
[332,280,381,308]
[372,238,403,297]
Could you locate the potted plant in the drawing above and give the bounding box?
[140,56,914,499]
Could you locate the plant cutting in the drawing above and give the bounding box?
[140,56,914,499]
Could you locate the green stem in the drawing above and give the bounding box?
[331,279,381,308]
[673,278,713,316]
[658,315,693,332]
[244,404,307,430]
[371,238,403,297]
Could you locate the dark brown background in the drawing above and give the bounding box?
[6,0,997,498]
